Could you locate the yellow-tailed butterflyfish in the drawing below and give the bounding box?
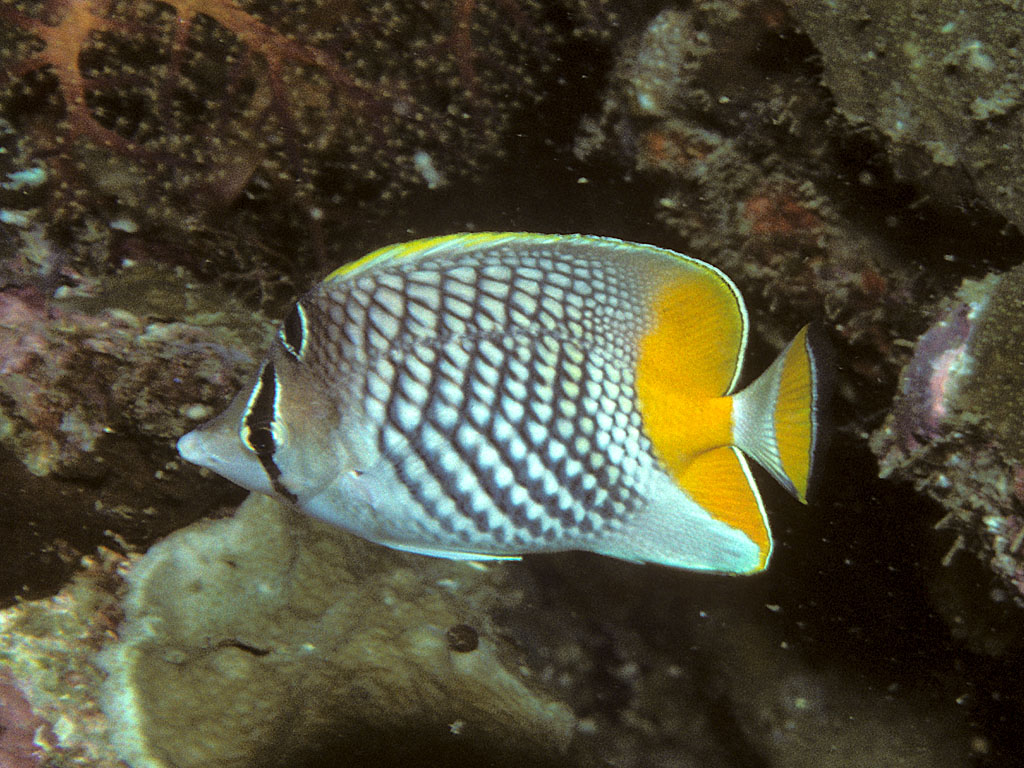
[177,233,825,573]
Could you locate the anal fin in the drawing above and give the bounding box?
[681,447,771,571]
[591,448,770,574]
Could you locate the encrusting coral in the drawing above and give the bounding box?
[572,2,922,402]
[0,250,269,479]
[0,493,979,768]
[786,0,1024,234]
[2,493,576,768]
[0,0,618,240]
[0,668,55,768]
[0,547,130,768]
[571,0,1024,667]
[873,265,1024,608]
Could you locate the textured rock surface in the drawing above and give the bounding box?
[0,548,131,768]
[787,0,1024,232]
[573,2,926,405]
[0,491,982,768]
[2,1,1022,764]
[0,0,619,267]
[98,493,574,768]
[873,265,1024,609]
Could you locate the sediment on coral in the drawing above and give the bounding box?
[571,2,1024,688]
[0,0,620,263]
[0,547,131,768]
[872,266,1024,608]
[786,0,1024,234]
[0,224,270,602]
[0,493,980,768]
[573,2,927,408]
[80,495,577,768]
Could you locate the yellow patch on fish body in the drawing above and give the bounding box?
[177,233,825,573]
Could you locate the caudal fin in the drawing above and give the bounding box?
[731,325,827,503]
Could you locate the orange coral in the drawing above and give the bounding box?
[0,0,137,152]
[743,183,823,239]
[636,123,716,173]
[0,0,614,228]
[0,0,383,174]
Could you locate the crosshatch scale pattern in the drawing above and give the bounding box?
[301,243,659,550]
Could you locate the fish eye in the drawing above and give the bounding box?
[279,302,308,360]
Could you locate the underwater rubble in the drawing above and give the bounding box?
[0,218,268,599]
[0,0,620,276]
[786,0,1024,234]
[0,495,577,768]
[573,2,924,392]
[574,0,1024,645]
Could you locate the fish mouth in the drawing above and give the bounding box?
[177,428,208,467]
[177,426,278,498]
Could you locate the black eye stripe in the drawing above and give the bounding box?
[279,303,307,360]
[244,362,279,456]
[241,361,297,503]
[247,426,275,455]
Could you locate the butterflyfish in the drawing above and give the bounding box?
[178,233,825,573]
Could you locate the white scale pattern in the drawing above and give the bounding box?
[305,244,655,548]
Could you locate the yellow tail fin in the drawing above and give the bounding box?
[732,325,826,503]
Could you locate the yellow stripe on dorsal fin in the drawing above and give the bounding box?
[681,446,771,572]
[325,234,573,286]
[324,232,527,282]
[636,269,748,481]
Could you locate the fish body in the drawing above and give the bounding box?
[178,233,825,573]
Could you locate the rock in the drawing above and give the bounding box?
[787,0,1024,233]
[98,493,575,767]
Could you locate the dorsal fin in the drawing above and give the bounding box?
[325,233,533,282]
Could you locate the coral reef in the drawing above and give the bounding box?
[0,218,267,601]
[3,0,1024,764]
[0,0,624,601]
[572,0,1024,585]
[872,266,1024,607]
[1,494,579,768]
[0,547,130,767]
[785,0,1024,234]
[0,0,618,254]
[96,494,575,768]
[570,5,1024,724]
[0,222,269,478]
[0,668,54,768]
